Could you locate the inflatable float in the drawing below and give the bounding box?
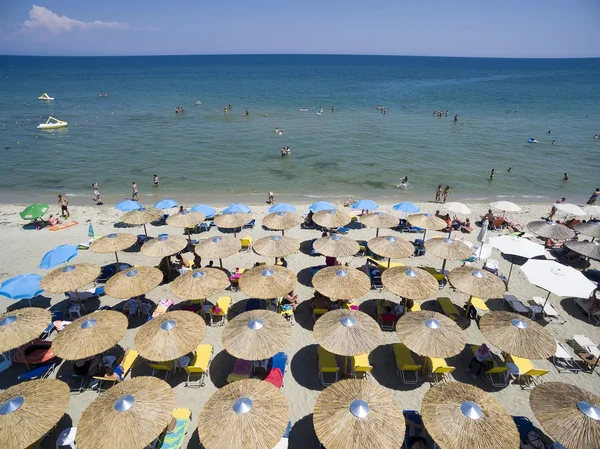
[38,93,54,101]
[528,138,538,143]
[299,108,309,112]
[37,116,68,130]
[14,341,59,366]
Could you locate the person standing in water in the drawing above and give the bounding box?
[563,173,569,181]
[490,169,495,180]
[153,174,159,188]
[132,182,139,201]
[442,186,451,203]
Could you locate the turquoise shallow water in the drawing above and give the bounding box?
[1,55,599,204]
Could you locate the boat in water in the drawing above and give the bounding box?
[37,116,68,130]
[38,93,54,101]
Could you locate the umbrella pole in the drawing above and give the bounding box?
[422,230,427,241]
[441,259,447,274]
[540,291,551,317]
[507,261,514,285]
[19,347,30,370]
[465,296,472,319]
[282,230,285,236]
[115,252,120,270]
[388,258,391,268]
[167,258,171,282]
[219,259,223,269]
[376,228,380,237]
[143,224,148,237]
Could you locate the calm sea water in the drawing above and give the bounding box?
[1,55,599,204]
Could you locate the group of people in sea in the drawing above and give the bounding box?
[432,109,459,122]
[281,147,291,157]
[376,105,388,114]
[174,107,185,114]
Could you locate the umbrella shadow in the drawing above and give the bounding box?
[560,297,590,323]
[358,299,380,320]
[290,414,321,449]
[186,430,203,449]
[449,344,505,392]
[41,413,74,449]
[290,344,323,391]
[419,299,439,312]
[51,297,102,316]
[297,267,316,287]
[208,349,236,388]
[294,300,315,331]
[113,221,138,229]
[6,295,52,311]
[0,361,31,390]
[299,239,316,256]
[370,344,425,391]
[228,298,260,319]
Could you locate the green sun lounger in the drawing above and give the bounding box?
[156,408,191,449]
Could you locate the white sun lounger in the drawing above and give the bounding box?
[573,335,600,357]
[574,297,600,324]
[553,340,582,373]
[504,294,531,316]
[531,296,566,324]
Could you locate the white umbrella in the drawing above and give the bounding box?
[554,203,586,217]
[489,235,550,284]
[583,206,600,218]
[490,201,521,213]
[445,202,472,215]
[520,259,597,311]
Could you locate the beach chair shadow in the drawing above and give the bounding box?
[290,414,320,449]
[6,295,51,311]
[208,349,236,388]
[370,344,424,391]
[290,344,323,391]
[296,267,315,287]
[294,300,315,331]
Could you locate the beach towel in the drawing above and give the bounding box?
[49,221,79,231]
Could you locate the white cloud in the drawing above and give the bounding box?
[23,5,128,34]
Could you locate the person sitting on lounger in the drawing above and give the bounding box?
[282,291,298,311]
[469,344,492,378]
[461,218,473,233]
[309,292,330,311]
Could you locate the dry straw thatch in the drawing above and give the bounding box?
[368,235,415,260]
[262,211,303,231]
[381,266,438,300]
[52,310,128,360]
[104,266,163,299]
[574,221,600,239]
[238,265,297,299]
[135,310,206,362]
[222,309,291,360]
[479,311,556,359]
[422,382,520,449]
[214,212,254,229]
[565,240,600,261]
[0,307,51,353]
[424,238,473,261]
[90,233,137,254]
[312,266,371,299]
[407,213,447,230]
[77,377,175,449]
[448,266,506,299]
[313,234,360,258]
[194,235,241,259]
[170,268,229,300]
[360,212,399,231]
[527,220,575,240]
[253,235,300,258]
[530,382,600,449]
[140,234,187,258]
[0,379,70,449]
[198,379,289,449]
[313,309,381,356]
[40,263,100,293]
[312,209,351,229]
[396,310,465,358]
[313,379,405,449]
[121,208,162,225]
[166,210,205,228]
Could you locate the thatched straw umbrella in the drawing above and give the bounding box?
[0,307,51,354]
[0,379,70,449]
[530,382,600,449]
[424,237,472,273]
[262,211,303,235]
[135,310,206,362]
[222,310,291,360]
[367,235,414,267]
[238,265,297,299]
[314,309,381,357]
[312,209,351,229]
[527,220,575,240]
[422,382,519,449]
[141,234,187,258]
[479,311,555,359]
[194,235,241,268]
[90,233,137,267]
[121,208,162,237]
[382,267,438,314]
[448,266,506,315]
[170,268,229,302]
[40,263,100,300]
[253,235,300,264]
[313,379,405,449]
[166,210,206,243]
[396,310,465,358]
[406,213,447,240]
[198,379,289,449]
[214,213,254,238]
[574,221,600,242]
[313,234,360,258]
[52,310,128,360]
[312,266,371,300]
[77,377,175,449]
[104,266,162,299]
[359,212,399,237]
[565,240,600,261]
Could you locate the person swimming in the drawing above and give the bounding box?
[275,127,279,133]
[281,148,287,157]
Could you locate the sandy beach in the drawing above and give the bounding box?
[1,198,599,449]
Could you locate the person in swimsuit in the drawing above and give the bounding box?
[434,185,442,203]
[58,195,69,218]
[153,174,159,187]
[588,188,600,205]
[442,186,451,203]
[132,182,139,201]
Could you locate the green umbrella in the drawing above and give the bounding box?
[20,203,49,220]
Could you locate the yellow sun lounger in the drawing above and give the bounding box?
[505,354,549,389]
[426,357,455,384]
[240,237,253,252]
[469,297,489,312]
[150,360,175,380]
[393,343,422,384]
[209,296,231,326]
[351,353,373,379]
[437,297,465,324]
[184,344,213,387]
[423,267,447,288]
[93,349,139,393]
[312,308,328,322]
[470,345,508,388]
[367,257,404,270]
[318,346,339,386]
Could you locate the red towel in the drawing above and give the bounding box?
[264,368,283,389]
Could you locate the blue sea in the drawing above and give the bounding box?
[1,55,599,205]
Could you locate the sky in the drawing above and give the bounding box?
[1,1,599,57]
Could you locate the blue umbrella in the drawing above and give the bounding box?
[269,203,297,214]
[115,200,142,212]
[153,199,178,210]
[191,204,216,218]
[0,274,43,305]
[393,202,420,214]
[40,244,78,269]
[309,201,335,212]
[223,203,251,214]
[351,199,379,211]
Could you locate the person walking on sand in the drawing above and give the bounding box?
[435,185,442,203]
[442,186,451,203]
[132,182,139,201]
[153,174,159,188]
[58,194,69,218]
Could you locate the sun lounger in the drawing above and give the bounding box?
[423,267,446,288]
[425,357,455,384]
[184,345,213,387]
[209,296,231,326]
[92,350,138,393]
[436,297,466,325]
[531,296,566,324]
[393,343,422,384]
[469,297,489,312]
[150,298,174,320]
[155,408,192,449]
[574,297,600,324]
[553,340,582,373]
[513,416,550,449]
[265,352,288,389]
[150,360,175,380]
[505,354,549,389]
[312,308,328,321]
[318,346,339,386]
[272,422,292,449]
[367,257,404,271]
[227,358,253,383]
[469,345,509,387]
[351,353,373,379]
[240,236,253,252]
[503,294,532,317]
[18,362,56,381]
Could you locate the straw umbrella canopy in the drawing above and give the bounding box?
[0,307,51,353]
[312,266,371,300]
[170,268,229,301]
[140,234,187,258]
[382,266,438,300]
[527,220,575,240]
[314,309,381,357]
[198,379,289,449]
[40,263,100,293]
[135,310,206,362]
[121,208,162,237]
[368,235,414,264]
[0,379,70,449]
[238,265,297,299]
[166,210,206,243]
[360,212,399,237]
[530,382,600,449]
[422,382,519,449]
[194,235,241,268]
[222,310,291,360]
[214,213,254,237]
[565,240,600,261]
[51,310,128,360]
[448,266,506,299]
[313,234,360,258]
[90,233,137,266]
[575,221,600,241]
[407,213,447,240]
[313,379,405,449]
[312,209,351,229]
[479,311,555,359]
[262,211,303,235]
[396,311,465,358]
[77,377,175,449]
[105,266,162,299]
[425,237,473,272]
[253,235,300,263]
